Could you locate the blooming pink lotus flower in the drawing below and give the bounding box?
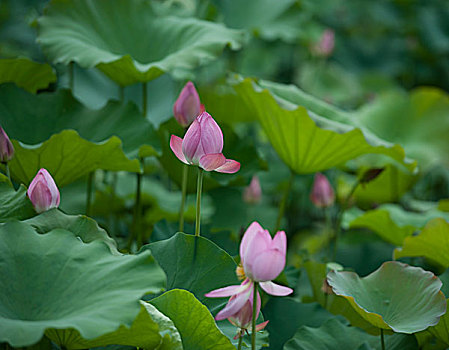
[27,168,60,213]
[206,222,292,320]
[310,173,335,208]
[243,175,262,204]
[170,112,240,173]
[173,81,204,127]
[0,126,14,163]
[312,29,335,57]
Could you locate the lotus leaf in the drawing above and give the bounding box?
[0,175,34,222]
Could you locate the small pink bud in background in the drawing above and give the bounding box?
[243,175,262,204]
[27,168,60,213]
[170,112,240,173]
[173,81,204,128]
[312,29,335,57]
[310,173,335,208]
[0,126,14,163]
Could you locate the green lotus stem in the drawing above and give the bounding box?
[332,180,359,261]
[4,162,10,182]
[251,281,259,350]
[142,82,148,118]
[237,334,243,350]
[274,170,295,233]
[380,329,385,350]
[86,171,94,216]
[69,61,74,91]
[119,85,125,102]
[195,168,204,237]
[179,164,189,232]
[135,169,143,248]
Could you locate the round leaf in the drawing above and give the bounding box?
[327,261,446,333]
[37,0,245,86]
[0,221,165,347]
[0,175,35,222]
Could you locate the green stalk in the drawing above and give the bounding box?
[119,85,125,102]
[332,180,359,261]
[69,62,74,91]
[4,162,11,182]
[237,334,243,350]
[251,282,259,350]
[380,329,385,350]
[142,82,148,118]
[274,170,295,233]
[135,170,143,248]
[179,164,189,232]
[86,172,94,216]
[195,168,204,237]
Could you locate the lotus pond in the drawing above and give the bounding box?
[1,0,449,349]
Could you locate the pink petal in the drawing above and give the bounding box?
[215,285,253,321]
[259,281,293,296]
[40,169,60,207]
[250,249,286,281]
[215,159,240,174]
[173,81,201,127]
[199,153,226,171]
[170,135,188,164]
[272,231,287,255]
[29,179,53,213]
[240,222,264,261]
[255,320,269,332]
[205,283,247,298]
[182,118,202,163]
[197,112,223,155]
[243,230,272,278]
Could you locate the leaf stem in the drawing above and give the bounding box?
[142,82,148,118]
[69,61,74,91]
[237,334,243,350]
[135,164,143,248]
[195,168,204,237]
[86,171,94,216]
[179,164,189,232]
[4,162,11,182]
[251,281,259,350]
[119,85,125,102]
[380,328,385,350]
[274,170,295,233]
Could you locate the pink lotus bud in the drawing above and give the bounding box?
[312,29,335,57]
[310,173,335,208]
[173,81,204,128]
[170,112,240,173]
[0,126,14,163]
[27,168,60,213]
[243,175,262,204]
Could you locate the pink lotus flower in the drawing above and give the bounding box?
[173,81,204,127]
[310,173,335,208]
[27,168,60,213]
[0,126,14,163]
[312,29,335,57]
[170,112,240,173]
[206,222,292,320]
[243,175,262,204]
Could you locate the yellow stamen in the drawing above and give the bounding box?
[236,263,246,280]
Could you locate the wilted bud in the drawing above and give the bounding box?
[312,29,335,57]
[243,175,262,204]
[27,168,60,213]
[173,81,204,128]
[0,126,14,163]
[310,173,335,208]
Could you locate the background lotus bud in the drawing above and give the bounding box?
[310,173,335,208]
[312,29,335,57]
[173,81,204,128]
[27,168,60,213]
[0,126,14,163]
[243,175,262,204]
[170,112,240,173]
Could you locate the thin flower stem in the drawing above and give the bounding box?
[237,334,243,350]
[332,180,359,261]
[179,164,189,232]
[380,328,385,350]
[274,170,295,233]
[86,171,94,216]
[142,82,148,118]
[69,62,74,91]
[251,282,259,350]
[119,85,125,102]
[195,168,204,237]
[135,166,143,248]
[5,162,11,182]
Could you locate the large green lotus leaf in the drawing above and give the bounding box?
[151,289,235,350]
[394,218,449,268]
[146,232,239,314]
[327,261,446,333]
[428,300,449,346]
[217,318,269,349]
[8,130,140,187]
[0,84,160,158]
[304,261,380,335]
[0,175,35,222]
[45,301,182,349]
[0,58,56,93]
[284,318,418,350]
[37,0,245,86]
[344,204,449,246]
[356,88,449,169]
[0,221,166,347]
[233,78,415,174]
[23,208,118,254]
